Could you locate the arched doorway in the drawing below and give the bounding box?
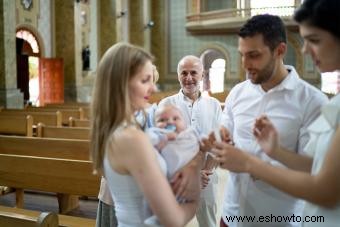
[16,28,41,106]
[200,49,226,94]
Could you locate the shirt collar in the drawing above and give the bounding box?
[275,65,299,91]
[321,94,340,128]
[178,89,202,102]
[251,65,299,93]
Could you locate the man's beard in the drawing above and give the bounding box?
[249,59,276,85]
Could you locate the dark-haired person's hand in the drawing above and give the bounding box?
[253,115,279,158]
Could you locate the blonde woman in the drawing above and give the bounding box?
[91,43,200,227]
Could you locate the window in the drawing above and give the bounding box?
[250,0,295,16]
[321,72,339,95]
[209,59,225,93]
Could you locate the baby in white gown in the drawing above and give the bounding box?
[143,104,201,226]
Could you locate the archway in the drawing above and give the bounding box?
[16,28,41,106]
[200,49,226,94]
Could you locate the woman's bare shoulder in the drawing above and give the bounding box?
[108,126,153,157]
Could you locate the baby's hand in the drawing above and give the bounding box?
[166,132,177,141]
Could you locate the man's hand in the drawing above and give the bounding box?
[211,141,252,173]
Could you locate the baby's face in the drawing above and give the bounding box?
[155,107,186,133]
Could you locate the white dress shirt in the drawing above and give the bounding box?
[222,66,328,227]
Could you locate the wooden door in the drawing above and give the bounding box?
[39,58,64,106]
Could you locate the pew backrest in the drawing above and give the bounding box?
[0,110,62,126]
[0,210,58,227]
[69,117,90,128]
[45,102,89,108]
[0,154,100,196]
[0,205,96,227]
[25,107,85,124]
[0,135,90,160]
[37,124,90,140]
[0,115,33,136]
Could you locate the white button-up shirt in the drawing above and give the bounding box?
[221,66,328,227]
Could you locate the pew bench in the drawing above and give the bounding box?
[25,107,86,125]
[0,154,100,214]
[0,135,90,160]
[0,115,33,136]
[0,205,95,227]
[69,117,90,128]
[37,124,89,140]
[0,111,62,127]
[0,136,95,214]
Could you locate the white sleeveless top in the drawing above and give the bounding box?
[303,94,340,226]
[103,130,167,227]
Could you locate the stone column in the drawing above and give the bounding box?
[54,0,77,102]
[98,0,116,58]
[151,0,167,83]
[0,0,24,108]
[129,0,144,46]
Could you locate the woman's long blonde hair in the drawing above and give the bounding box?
[90,42,153,172]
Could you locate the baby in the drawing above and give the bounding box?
[147,104,201,178]
[143,104,201,226]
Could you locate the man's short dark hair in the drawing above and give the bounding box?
[238,14,287,51]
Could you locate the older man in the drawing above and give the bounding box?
[159,55,222,227]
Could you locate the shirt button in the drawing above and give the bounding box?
[191,119,195,122]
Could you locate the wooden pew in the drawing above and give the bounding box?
[69,117,90,128]
[25,107,86,124]
[149,90,177,104]
[0,209,58,227]
[0,154,100,214]
[36,106,90,120]
[0,135,90,160]
[0,205,95,227]
[45,102,89,108]
[0,115,33,136]
[0,115,33,196]
[0,135,94,213]
[0,111,62,127]
[37,124,89,140]
[210,91,229,103]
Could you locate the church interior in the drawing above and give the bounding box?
[0,0,338,226]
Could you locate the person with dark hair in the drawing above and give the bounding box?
[218,14,328,227]
[238,14,287,52]
[214,1,340,226]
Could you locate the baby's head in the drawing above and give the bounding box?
[155,104,186,133]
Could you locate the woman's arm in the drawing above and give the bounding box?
[213,126,340,207]
[170,150,205,199]
[253,115,313,172]
[111,127,200,227]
